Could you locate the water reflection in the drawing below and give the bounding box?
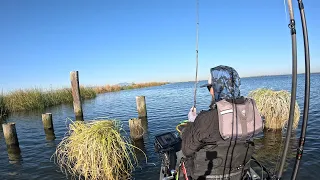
[132,138,148,164]
[44,129,56,141]
[253,130,298,173]
[7,146,22,165]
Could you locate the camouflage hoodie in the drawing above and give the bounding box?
[211,65,241,102]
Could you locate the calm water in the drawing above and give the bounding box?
[0,74,319,180]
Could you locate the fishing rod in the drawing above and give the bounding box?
[291,0,311,179]
[193,0,199,109]
[276,0,298,179]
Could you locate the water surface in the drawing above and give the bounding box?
[0,73,319,180]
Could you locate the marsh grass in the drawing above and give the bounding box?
[248,88,300,130]
[93,82,168,94]
[0,95,8,118]
[3,87,96,113]
[53,120,143,180]
[0,82,167,116]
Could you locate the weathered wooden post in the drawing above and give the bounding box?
[70,71,84,121]
[129,118,144,140]
[136,96,147,118]
[140,116,148,134]
[42,113,56,140]
[2,123,20,150]
[2,123,21,164]
[2,123,22,163]
[42,113,54,130]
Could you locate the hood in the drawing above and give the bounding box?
[210,65,241,102]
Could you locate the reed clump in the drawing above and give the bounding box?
[248,88,300,130]
[3,87,96,112]
[53,120,140,180]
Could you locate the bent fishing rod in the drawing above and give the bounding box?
[291,0,311,179]
[193,0,199,109]
[276,0,298,179]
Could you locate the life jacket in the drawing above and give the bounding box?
[187,97,263,180]
[216,97,263,140]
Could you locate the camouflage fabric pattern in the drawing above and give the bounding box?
[210,65,241,102]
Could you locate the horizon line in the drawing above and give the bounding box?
[169,71,320,83]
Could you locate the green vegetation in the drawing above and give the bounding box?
[2,87,96,113]
[53,120,143,180]
[0,82,167,117]
[248,88,300,130]
[0,95,8,118]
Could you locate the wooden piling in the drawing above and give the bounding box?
[140,116,148,134]
[2,123,20,151]
[70,71,84,121]
[42,113,56,140]
[136,96,147,118]
[42,113,54,130]
[129,118,144,140]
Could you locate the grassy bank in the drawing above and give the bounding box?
[1,87,96,115]
[0,82,167,117]
[93,82,168,93]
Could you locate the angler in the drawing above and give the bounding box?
[154,0,311,179]
[180,65,264,179]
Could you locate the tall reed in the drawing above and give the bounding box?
[0,95,8,118]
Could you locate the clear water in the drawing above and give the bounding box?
[0,73,319,180]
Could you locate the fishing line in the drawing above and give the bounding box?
[193,0,199,109]
[283,0,289,23]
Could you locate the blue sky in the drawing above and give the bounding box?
[0,0,319,92]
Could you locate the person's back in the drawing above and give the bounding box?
[179,65,263,180]
[182,99,257,180]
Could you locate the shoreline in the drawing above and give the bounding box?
[0,82,168,118]
[174,72,320,83]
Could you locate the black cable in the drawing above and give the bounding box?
[276,0,298,179]
[291,0,311,179]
